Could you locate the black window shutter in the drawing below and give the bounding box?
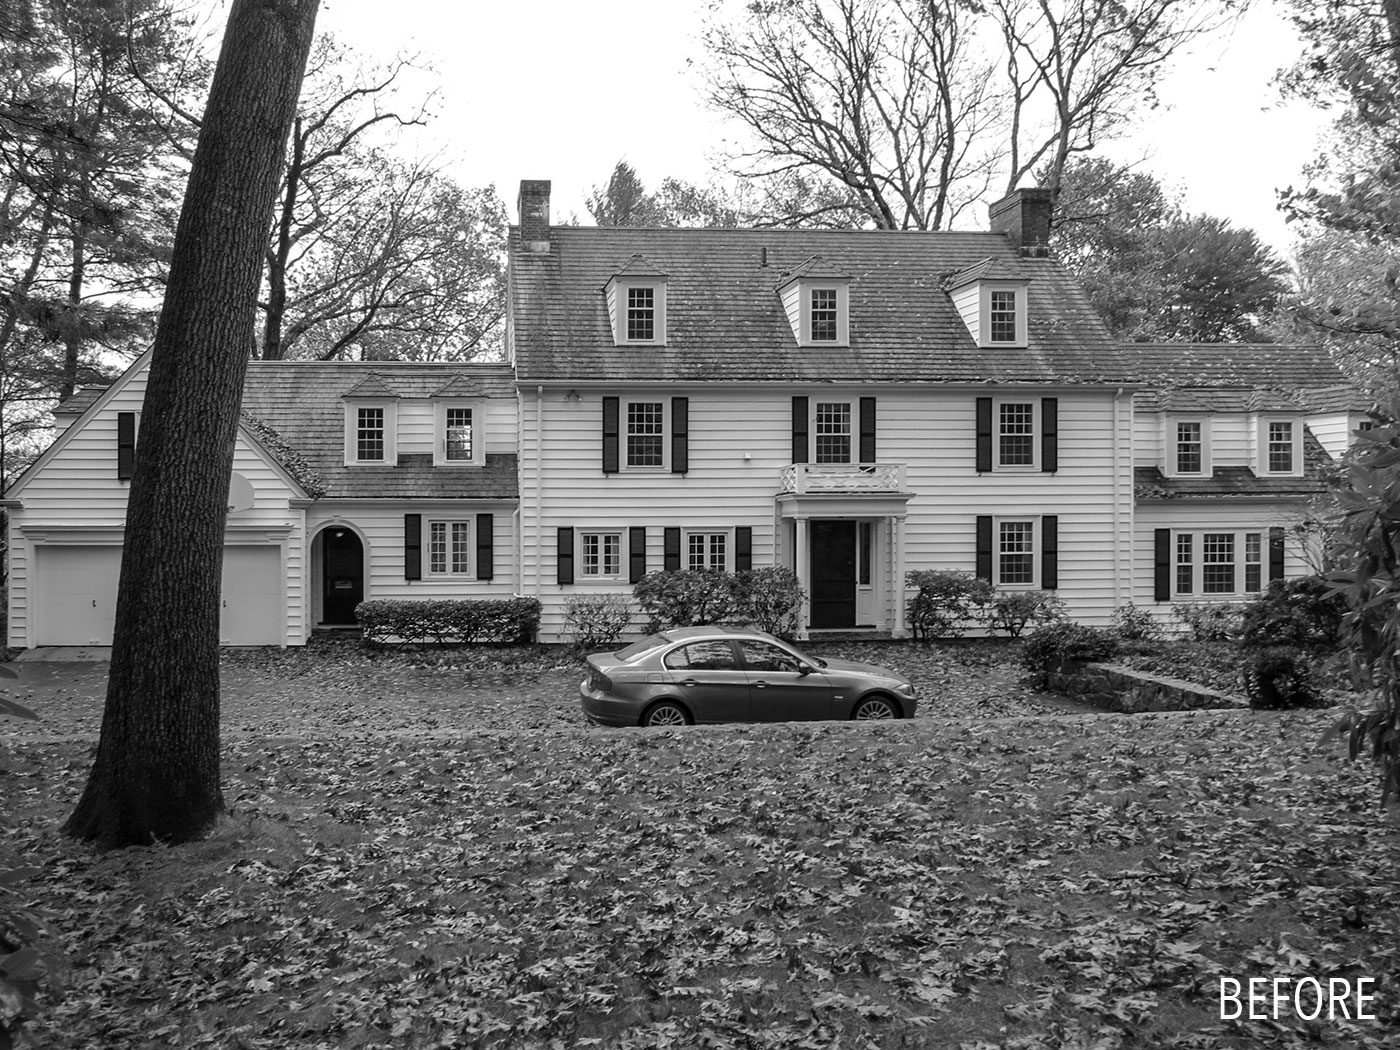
[1041,397,1058,473]
[404,514,422,581]
[671,396,689,474]
[602,396,620,474]
[791,396,809,464]
[975,397,992,473]
[1041,515,1058,589]
[1153,528,1171,601]
[1269,526,1285,582]
[663,527,681,571]
[476,513,494,580]
[859,396,876,464]
[629,526,647,584]
[975,515,993,581]
[735,526,753,572]
[557,526,575,585]
[117,411,136,480]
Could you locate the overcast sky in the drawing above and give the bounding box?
[203,0,1327,254]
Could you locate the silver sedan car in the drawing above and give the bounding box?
[580,625,917,727]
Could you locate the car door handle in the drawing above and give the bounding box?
[754,680,768,688]
[682,679,698,687]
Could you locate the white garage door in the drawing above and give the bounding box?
[220,546,283,646]
[35,546,122,646]
[33,544,283,647]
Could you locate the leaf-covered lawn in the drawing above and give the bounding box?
[3,645,1397,1048]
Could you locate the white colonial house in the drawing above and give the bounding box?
[1,181,1369,647]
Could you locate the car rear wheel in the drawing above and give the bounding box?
[853,696,898,720]
[641,700,691,727]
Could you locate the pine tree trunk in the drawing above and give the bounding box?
[64,0,319,850]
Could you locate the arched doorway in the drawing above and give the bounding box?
[321,527,364,625]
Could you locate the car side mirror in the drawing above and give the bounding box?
[796,662,813,676]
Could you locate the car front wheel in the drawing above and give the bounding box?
[853,696,898,720]
[641,700,691,727]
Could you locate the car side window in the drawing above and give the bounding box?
[663,640,740,671]
[739,641,803,673]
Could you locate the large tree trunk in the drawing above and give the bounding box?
[64,0,319,850]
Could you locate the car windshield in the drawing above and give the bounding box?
[614,634,671,662]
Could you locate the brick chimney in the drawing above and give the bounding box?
[518,179,551,253]
[989,187,1052,256]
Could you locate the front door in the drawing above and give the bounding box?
[322,528,364,625]
[810,520,857,628]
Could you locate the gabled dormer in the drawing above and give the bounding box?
[946,259,1030,348]
[776,256,851,347]
[429,375,486,467]
[1250,394,1307,478]
[604,255,668,346]
[342,372,399,466]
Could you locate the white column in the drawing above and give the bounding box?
[794,516,810,640]
[891,515,907,639]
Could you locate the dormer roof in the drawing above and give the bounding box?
[607,253,669,281]
[341,372,399,399]
[774,254,851,291]
[944,257,1034,291]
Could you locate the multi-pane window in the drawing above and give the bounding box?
[810,288,838,341]
[581,532,622,577]
[1175,534,1194,595]
[999,402,1035,467]
[357,407,385,461]
[989,290,1018,343]
[814,402,852,463]
[428,521,470,575]
[445,407,473,461]
[627,287,655,341]
[998,520,1035,585]
[1176,421,1203,474]
[687,532,727,571]
[1268,421,1294,473]
[626,402,664,467]
[1202,533,1235,593]
[1173,530,1264,596]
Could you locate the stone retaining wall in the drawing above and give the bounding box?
[1047,660,1244,713]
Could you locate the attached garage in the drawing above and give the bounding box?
[30,543,284,647]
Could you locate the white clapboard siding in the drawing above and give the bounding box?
[519,385,1135,638]
[949,284,980,343]
[1131,501,1314,633]
[1306,413,1362,460]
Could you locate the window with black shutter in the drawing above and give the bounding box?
[1041,397,1058,473]
[735,527,753,572]
[975,516,993,580]
[601,397,620,474]
[1153,529,1171,601]
[975,398,992,473]
[557,527,575,585]
[1041,515,1058,589]
[476,513,494,580]
[117,412,136,480]
[663,527,681,571]
[671,397,689,473]
[404,514,422,581]
[629,526,647,584]
[859,397,876,464]
[791,396,809,464]
[1269,526,1285,583]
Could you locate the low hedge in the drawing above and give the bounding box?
[356,598,541,648]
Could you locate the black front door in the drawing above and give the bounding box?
[322,528,364,625]
[809,520,857,628]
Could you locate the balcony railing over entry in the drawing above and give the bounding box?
[778,462,907,494]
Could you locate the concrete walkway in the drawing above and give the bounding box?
[13,646,113,662]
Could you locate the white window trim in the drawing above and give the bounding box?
[810,399,855,465]
[1259,417,1302,477]
[798,281,850,347]
[610,280,667,346]
[432,399,485,467]
[994,515,1040,590]
[1171,528,1266,598]
[343,400,398,466]
[684,529,730,572]
[622,397,669,472]
[579,530,624,579]
[425,518,473,577]
[993,397,1040,472]
[1164,415,1212,478]
[979,282,1028,348]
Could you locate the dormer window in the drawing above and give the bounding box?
[810,289,839,341]
[433,399,485,467]
[980,283,1027,347]
[605,256,668,346]
[777,259,851,347]
[1176,422,1202,473]
[343,400,397,465]
[1258,417,1302,476]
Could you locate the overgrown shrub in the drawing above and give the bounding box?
[1239,576,1345,652]
[904,570,993,642]
[1242,648,1325,710]
[1172,601,1243,642]
[1022,621,1119,685]
[563,594,633,651]
[986,590,1065,638]
[356,598,541,648]
[633,570,739,631]
[1111,601,1159,641]
[735,567,806,639]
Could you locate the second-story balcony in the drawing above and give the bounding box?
[778,462,907,495]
